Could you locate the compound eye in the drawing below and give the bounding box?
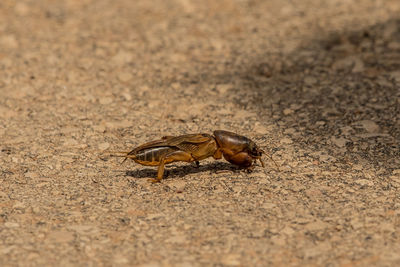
[249,145,258,156]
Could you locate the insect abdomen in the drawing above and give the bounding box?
[134,146,177,165]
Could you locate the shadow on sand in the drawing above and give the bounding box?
[185,19,400,172]
[124,161,242,180]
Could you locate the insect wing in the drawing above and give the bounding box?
[126,134,212,156]
[127,137,174,155]
[164,134,213,146]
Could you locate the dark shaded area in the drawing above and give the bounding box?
[258,20,400,170]
[125,161,242,180]
[192,19,400,172]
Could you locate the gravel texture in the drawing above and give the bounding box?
[1,0,400,266]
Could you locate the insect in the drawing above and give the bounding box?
[112,130,272,182]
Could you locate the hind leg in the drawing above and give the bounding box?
[150,151,196,183]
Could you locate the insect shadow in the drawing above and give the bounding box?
[125,161,238,180]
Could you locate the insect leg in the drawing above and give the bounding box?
[150,151,196,183]
[228,152,253,168]
[151,158,166,183]
[212,148,223,160]
[259,158,265,168]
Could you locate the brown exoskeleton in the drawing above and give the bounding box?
[112,133,220,183]
[213,130,265,169]
[112,130,272,182]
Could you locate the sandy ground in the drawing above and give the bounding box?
[1,0,400,266]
